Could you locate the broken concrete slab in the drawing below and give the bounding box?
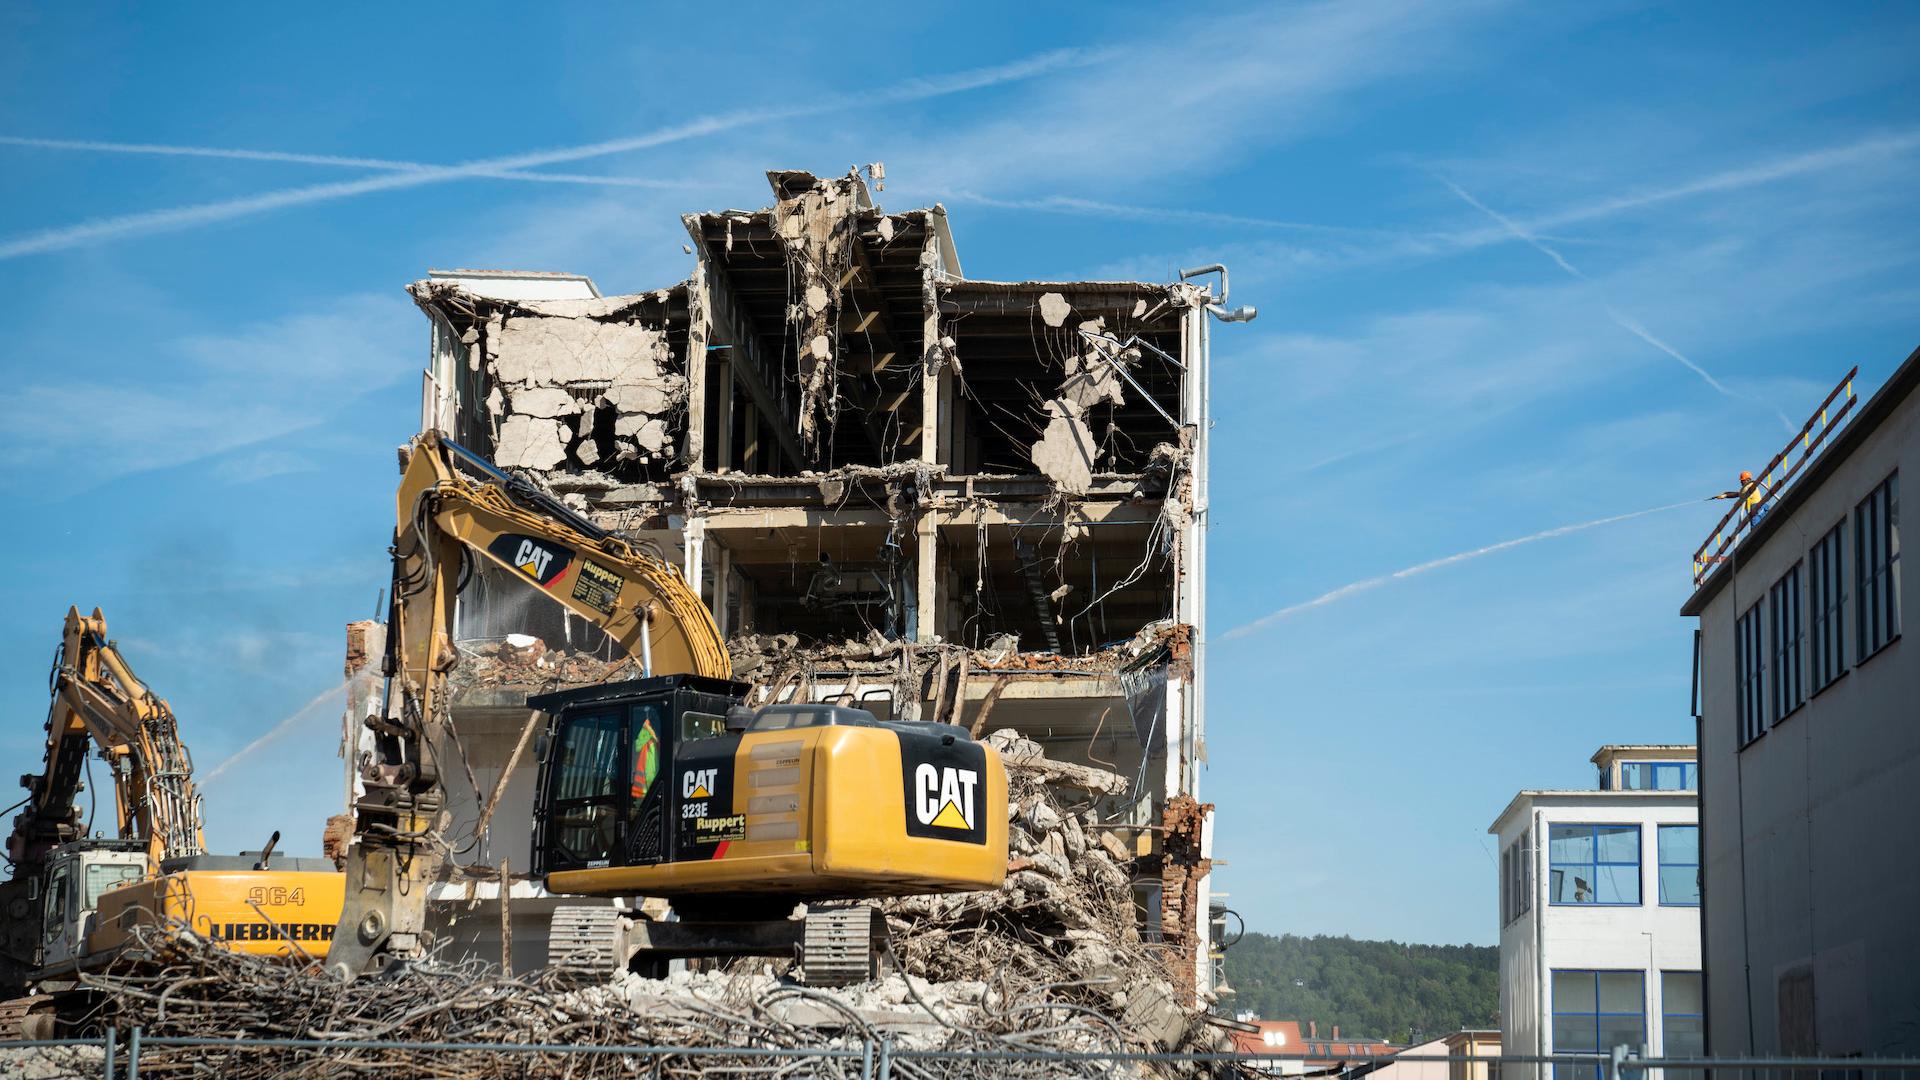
[1030,398,1096,495]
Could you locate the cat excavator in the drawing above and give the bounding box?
[0,608,342,1036]
[331,431,1007,983]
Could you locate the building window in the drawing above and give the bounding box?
[1855,472,1901,660]
[1661,971,1704,1080]
[1503,829,1533,926]
[1549,824,1640,905]
[1736,600,1766,747]
[1770,563,1804,720]
[1808,523,1846,693]
[1619,762,1696,790]
[1551,969,1645,1080]
[1657,825,1700,906]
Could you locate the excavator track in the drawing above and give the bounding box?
[801,905,885,987]
[548,905,626,984]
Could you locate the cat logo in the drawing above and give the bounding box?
[485,533,573,587]
[683,768,718,799]
[514,539,554,580]
[913,764,978,831]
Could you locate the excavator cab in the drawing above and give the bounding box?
[529,675,1009,984]
[531,675,750,877]
[38,841,144,969]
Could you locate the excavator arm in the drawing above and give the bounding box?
[328,431,728,978]
[5,608,206,876]
[2,608,207,992]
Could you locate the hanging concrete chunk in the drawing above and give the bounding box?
[1037,292,1072,328]
[1030,399,1096,495]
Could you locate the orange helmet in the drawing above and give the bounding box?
[1739,470,1754,483]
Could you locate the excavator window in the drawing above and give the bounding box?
[85,863,142,908]
[549,710,625,865]
[680,711,727,743]
[44,864,70,943]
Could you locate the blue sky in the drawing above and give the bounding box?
[1,3,1914,947]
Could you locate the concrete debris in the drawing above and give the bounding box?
[984,727,1129,796]
[76,925,1215,1077]
[409,281,688,477]
[1031,398,1097,495]
[881,729,1211,1055]
[770,170,865,457]
[1037,290,1073,327]
[0,1044,103,1078]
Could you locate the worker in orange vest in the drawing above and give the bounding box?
[1714,470,1772,522]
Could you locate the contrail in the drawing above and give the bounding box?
[0,46,1103,260]
[1218,500,1699,641]
[0,134,710,190]
[940,189,1417,239]
[1442,177,1795,431]
[1524,128,1920,234]
[200,679,349,784]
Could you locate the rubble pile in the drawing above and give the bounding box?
[727,619,1189,686]
[54,734,1219,1077]
[449,635,640,690]
[883,728,1205,1053]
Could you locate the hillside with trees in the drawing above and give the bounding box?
[1223,933,1498,1044]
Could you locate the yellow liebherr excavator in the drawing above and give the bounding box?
[332,431,1007,983]
[0,608,342,1035]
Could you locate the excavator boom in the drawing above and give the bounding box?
[329,431,728,978]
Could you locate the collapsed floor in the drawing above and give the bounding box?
[39,734,1228,1079]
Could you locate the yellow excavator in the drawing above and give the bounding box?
[0,608,342,1035]
[331,432,1007,983]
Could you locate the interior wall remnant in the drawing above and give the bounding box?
[410,282,688,480]
[770,170,864,457]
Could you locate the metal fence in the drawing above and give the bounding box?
[4,1035,1920,1080]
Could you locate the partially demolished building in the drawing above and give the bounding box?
[356,168,1249,997]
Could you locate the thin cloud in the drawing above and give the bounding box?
[0,46,1105,260]
[1218,500,1698,641]
[1523,128,1920,234]
[0,134,706,189]
[1440,176,1799,432]
[941,189,1415,240]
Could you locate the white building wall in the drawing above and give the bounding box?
[1495,795,1700,1080]
[1500,899,1540,1077]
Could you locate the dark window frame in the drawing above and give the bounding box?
[1855,472,1901,662]
[1735,599,1767,748]
[1770,562,1804,722]
[1808,522,1847,695]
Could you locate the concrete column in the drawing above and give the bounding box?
[682,221,711,469]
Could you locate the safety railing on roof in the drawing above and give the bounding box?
[1692,367,1858,584]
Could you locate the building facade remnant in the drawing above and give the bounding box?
[366,168,1238,997]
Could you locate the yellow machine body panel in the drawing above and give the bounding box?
[546,717,1008,899]
[90,869,345,959]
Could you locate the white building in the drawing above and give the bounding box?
[1681,345,1914,1055]
[1490,745,1703,1079]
